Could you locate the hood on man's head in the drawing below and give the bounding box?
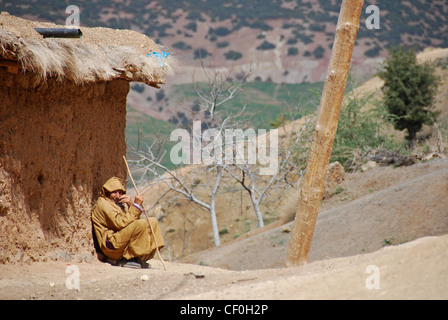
[101,177,126,196]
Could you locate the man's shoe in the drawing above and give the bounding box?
[120,258,141,269]
[106,258,119,266]
[139,258,151,269]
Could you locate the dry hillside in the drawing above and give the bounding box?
[1,158,447,300]
[183,158,448,271]
[1,48,447,301]
[141,47,448,263]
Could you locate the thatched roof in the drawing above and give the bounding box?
[0,12,177,88]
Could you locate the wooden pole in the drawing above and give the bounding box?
[285,0,364,267]
[123,156,167,271]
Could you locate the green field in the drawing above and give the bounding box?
[167,81,324,129]
[125,81,324,170]
[125,106,179,169]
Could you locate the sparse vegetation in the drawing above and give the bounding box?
[256,41,276,51]
[269,114,289,129]
[288,76,400,171]
[3,0,448,55]
[194,48,211,60]
[172,41,192,51]
[313,45,325,59]
[287,47,299,56]
[334,186,344,194]
[364,45,382,58]
[331,77,398,168]
[224,50,243,61]
[382,238,395,246]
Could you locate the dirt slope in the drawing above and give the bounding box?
[1,235,446,300]
[1,159,447,300]
[183,159,448,271]
[176,234,448,300]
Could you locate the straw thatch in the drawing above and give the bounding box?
[0,12,177,87]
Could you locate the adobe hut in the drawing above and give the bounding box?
[0,13,176,262]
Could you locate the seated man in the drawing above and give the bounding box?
[92,177,164,269]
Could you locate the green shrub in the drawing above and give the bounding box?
[194,48,210,60]
[224,50,243,61]
[287,47,299,56]
[173,41,192,51]
[331,77,397,168]
[377,46,440,143]
[256,40,276,50]
[313,45,325,59]
[364,45,382,57]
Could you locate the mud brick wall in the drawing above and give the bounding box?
[0,69,130,261]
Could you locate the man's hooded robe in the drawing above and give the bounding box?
[92,177,164,261]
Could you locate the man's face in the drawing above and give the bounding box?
[108,190,124,204]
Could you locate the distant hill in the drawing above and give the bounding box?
[3,0,448,146]
[4,0,448,82]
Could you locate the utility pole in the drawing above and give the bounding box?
[285,0,364,267]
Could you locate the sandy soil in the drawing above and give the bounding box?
[1,159,447,301]
[0,235,446,301]
[1,234,447,300]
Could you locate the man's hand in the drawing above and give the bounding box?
[118,194,132,207]
[134,194,144,206]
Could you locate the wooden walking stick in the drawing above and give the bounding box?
[123,156,167,271]
[285,0,364,267]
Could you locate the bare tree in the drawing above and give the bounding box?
[129,65,251,247]
[224,117,312,227]
[129,145,222,246]
[192,60,251,124]
[131,64,313,248]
